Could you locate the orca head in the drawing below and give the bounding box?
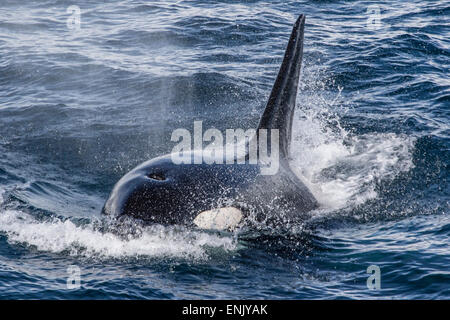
[102,154,244,225]
[102,156,196,224]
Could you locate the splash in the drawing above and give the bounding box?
[290,67,415,211]
[0,209,237,260]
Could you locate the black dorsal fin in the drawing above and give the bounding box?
[257,14,305,159]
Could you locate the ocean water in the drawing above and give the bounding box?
[0,0,448,299]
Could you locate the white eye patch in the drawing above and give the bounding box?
[193,207,243,231]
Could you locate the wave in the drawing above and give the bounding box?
[0,208,237,260]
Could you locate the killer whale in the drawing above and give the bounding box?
[102,15,318,229]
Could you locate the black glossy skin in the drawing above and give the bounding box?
[102,15,319,226]
[102,153,318,225]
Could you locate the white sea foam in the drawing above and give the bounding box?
[0,209,236,260]
[292,129,414,210]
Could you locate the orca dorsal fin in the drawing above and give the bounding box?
[257,14,305,159]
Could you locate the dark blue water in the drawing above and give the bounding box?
[0,0,449,299]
